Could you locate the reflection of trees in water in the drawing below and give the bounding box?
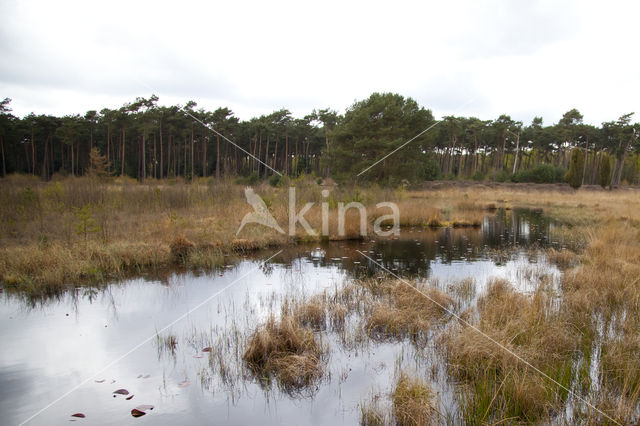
[266,208,555,280]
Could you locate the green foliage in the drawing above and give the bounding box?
[330,92,435,184]
[490,169,511,182]
[565,148,585,189]
[74,204,101,243]
[235,171,259,186]
[269,174,282,187]
[471,170,486,181]
[420,155,442,181]
[511,164,567,184]
[599,153,612,188]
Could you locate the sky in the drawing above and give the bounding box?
[0,0,638,126]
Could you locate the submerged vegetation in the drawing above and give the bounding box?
[2,171,640,423]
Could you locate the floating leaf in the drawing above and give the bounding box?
[193,355,204,359]
[131,409,146,418]
[202,347,212,352]
[113,389,129,395]
[178,380,190,387]
[126,395,134,400]
[71,413,85,418]
[94,379,105,383]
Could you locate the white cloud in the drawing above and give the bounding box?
[0,0,638,125]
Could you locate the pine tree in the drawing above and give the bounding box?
[87,147,110,179]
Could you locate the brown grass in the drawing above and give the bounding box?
[391,372,436,426]
[444,279,578,422]
[243,314,325,392]
[363,279,453,341]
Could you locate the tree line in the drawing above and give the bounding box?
[0,93,638,186]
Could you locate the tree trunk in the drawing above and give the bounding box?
[121,126,126,176]
[71,141,75,177]
[159,120,163,179]
[582,137,589,185]
[257,131,262,177]
[141,127,146,181]
[0,133,5,177]
[41,133,50,179]
[216,134,221,178]
[31,128,35,175]
[264,136,270,176]
[153,131,157,179]
[284,130,289,175]
[190,121,194,180]
[166,134,171,178]
[106,125,111,173]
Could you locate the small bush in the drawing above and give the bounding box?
[511,164,567,184]
[420,156,442,181]
[169,236,195,264]
[268,174,282,187]
[471,170,485,181]
[489,169,511,182]
[599,153,612,188]
[565,148,584,189]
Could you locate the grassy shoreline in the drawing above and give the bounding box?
[1,174,639,294]
[4,175,640,422]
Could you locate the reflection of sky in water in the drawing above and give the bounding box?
[0,209,564,425]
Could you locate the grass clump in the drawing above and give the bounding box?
[292,296,327,331]
[363,279,453,341]
[360,394,388,426]
[243,314,326,393]
[391,372,436,426]
[169,236,195,264]
[444,279,578,422]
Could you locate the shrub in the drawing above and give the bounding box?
[268,174,282,187]
[565,148,584,189]
[420,155,442,181]
[490,169,510,182]
[234,171,259,185]
[599,153,612,188]
[511,164,567,184]
[471,170,485,181]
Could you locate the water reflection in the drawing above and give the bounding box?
[0,208,564,425]
[271,208,559,279]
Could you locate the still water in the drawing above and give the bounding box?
[0,209,565,425]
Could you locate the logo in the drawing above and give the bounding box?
[237,187,399,237]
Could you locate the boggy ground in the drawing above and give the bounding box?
[2,173,638,295]
[2,174,640,423]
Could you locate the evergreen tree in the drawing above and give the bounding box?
[599,153,611,189]
[565,147,584,189]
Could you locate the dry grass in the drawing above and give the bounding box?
[363,279,453,341]
[242,314,326,392]
[3,175,639,292]
[292,296,327,331]
[445,279,578,422]
[391,372,436,426]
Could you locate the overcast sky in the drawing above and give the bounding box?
[0,0,638,126]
